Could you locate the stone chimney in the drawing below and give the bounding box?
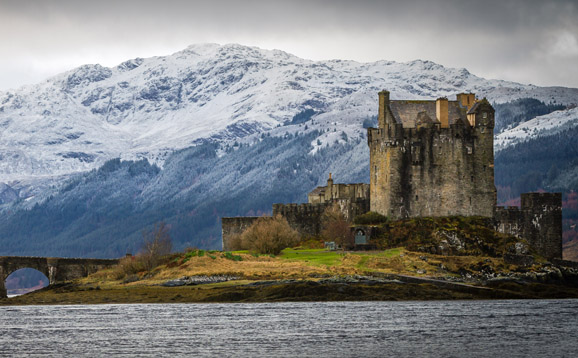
[436,97,449,128]
[378,90,390,128]
[456,93,475,110]
[325,173,334,201]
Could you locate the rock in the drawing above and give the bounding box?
[161,275,239,287]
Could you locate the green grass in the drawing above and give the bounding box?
[375,247,404,258]
[280,248,344,266]
[349,248,404,269]
[355,256,370,269]
[222,252,243,261]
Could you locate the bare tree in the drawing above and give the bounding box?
[321,203,354,250]
[140,222,173,270]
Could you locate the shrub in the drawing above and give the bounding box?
[321,203,354,249]
[227,233,244,251]
[111,255,147,280]
[240,215,300,255]
[354,211,388,225]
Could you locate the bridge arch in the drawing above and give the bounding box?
[0,256,120,298]
[4,268,49,296]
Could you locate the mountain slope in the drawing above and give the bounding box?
[0,43,577,258]
[1,43,577,187]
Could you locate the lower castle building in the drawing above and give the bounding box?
[222,90,563,260]
[222,174,370,249]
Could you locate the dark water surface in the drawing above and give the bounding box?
[1,300,577,357]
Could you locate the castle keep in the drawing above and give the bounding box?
[222,90,563,260]
[368,91,496,219]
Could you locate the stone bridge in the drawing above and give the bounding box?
[0,256,120,298]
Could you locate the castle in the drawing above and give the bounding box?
[368,91,495,219]
[222,91,562,260]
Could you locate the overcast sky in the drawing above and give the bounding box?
[1,0,578,91]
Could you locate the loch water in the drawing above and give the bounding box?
[1,299,577,357]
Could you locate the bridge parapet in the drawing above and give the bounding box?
[0,256,120,298]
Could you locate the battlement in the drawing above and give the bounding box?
[308,173,370,204]
[521,192,562,210]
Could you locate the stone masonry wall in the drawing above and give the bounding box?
[494,192,562,260]
[221,198,371,250]
[273,203,327,237]
[521,192,562,260]
[221,217,260,251]
[369,122,495,219]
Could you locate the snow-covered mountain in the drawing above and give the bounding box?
[1,43,577,257]
[495,106,578,151]
[1,43,577,187]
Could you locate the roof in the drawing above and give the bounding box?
[308,186,325,196]
[466,98,492,115]
[390,100,468,128]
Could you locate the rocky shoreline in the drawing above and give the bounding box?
[2,271,578,306]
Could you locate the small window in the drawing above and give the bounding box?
[471,175,474,182]
[482,112,488,119]
[416,195,419,201]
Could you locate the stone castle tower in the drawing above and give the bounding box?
[367,90,497,219]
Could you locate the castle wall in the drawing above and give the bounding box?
[273,203,327,237]
[520,193,562,260]
[369,123,495,219]
[221,217,260,251]
[308,183,370,204]
[222,197,371,250]
[494,193,562,260]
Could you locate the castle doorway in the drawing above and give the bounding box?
[355,229,367,245]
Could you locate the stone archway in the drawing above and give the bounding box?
[0,257,51,298]
[0,256,120,298]
[4,268,49,296]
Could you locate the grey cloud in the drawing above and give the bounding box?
[1,0,577,89]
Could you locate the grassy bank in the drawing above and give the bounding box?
[2,246,578,305]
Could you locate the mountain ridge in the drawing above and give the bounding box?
[0,43,576,257]
[2,43,577,186]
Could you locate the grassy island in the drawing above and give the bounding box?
[2,246,578,305]
[2,217,578,305]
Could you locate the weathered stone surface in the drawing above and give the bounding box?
[495,193,562,260]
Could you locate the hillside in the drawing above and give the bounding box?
[0,44,577,258]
